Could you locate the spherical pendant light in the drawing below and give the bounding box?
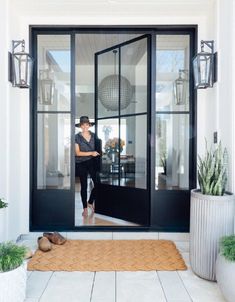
[98,74,133,111]
[98,50,133,111]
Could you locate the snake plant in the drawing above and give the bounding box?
[198,141,228,196]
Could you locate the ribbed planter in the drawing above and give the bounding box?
[0,208,6,243]
[0,262,27,302]
[190,189,235,281]
[216,254,235,302]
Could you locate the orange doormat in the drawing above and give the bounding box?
[27,239,187,272]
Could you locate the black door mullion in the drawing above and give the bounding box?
[118,46,121,186]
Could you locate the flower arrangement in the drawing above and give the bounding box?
[104,137,125,154]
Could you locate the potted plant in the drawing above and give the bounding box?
[216,235,235,302]
[0,198,8,243]
[190,141,235,281]
[0,242,27,302]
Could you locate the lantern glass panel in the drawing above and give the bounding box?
[13,53,33,88]
[40,79,55,105]
[199,54,212,86]
[156,35,189,111]
[174,78,187,105]
[37,35,71,111]
[193,57,199,87]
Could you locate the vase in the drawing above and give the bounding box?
[0,262,27,302]
[108,152,119,163]
[216,254,235,302]
[190,189,235,281]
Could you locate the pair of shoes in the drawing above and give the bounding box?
[43,232,66,245]
[38,236,52,252]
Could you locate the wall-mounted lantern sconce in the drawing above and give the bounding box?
[193,40,217,89]
[174,69,188,105]
[9,40,34,88]
[39,69,55,105]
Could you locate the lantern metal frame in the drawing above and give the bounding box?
[9,39,34,88]
[174,69,188,105]
[193,40,217,89]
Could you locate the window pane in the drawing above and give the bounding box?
[120,38,147,115]
[97,49,119,118]
[97,118,119,185]
[155,114,189,190]
[120,115,147,189]
[37,35,71,111]
[97,116,147,189]
[156,35,190,111]
[37,113,71,189]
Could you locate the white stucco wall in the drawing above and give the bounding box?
[0,0,9,241]
[1,0,234,240]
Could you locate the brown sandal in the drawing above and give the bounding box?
[38,236,52,252]
[43,232,66,245]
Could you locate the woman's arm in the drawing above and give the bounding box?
[75,143,99,157]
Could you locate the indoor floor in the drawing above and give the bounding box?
[75,179,139,227]
[19,232,226,302]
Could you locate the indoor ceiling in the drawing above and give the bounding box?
[39,34,189,67]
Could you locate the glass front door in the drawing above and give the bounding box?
[31,27,196,231]
[95,35,150,226]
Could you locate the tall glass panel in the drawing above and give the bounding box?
[37,114,71,189]
[120,115,147,189]
[155,114,189,190]
[97,48,119,118]
[156,35,190,191]
[37,35,71,111]
[156,35,189,112]
[121,38,147,115]
[97,118,119,185]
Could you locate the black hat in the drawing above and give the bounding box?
[75,116,95,128]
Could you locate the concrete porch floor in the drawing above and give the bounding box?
[19,232,226,302]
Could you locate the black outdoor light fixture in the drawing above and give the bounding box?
[9,40,34,88]
[39,69,55,105]
[193,40,217,89]
[174,69,188,105]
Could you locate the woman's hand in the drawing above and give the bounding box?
[91,151,100,157]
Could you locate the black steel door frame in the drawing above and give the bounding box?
[29,25,197,232]
[94,34,151,226]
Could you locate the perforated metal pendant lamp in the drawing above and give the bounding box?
[98,50,133,111]
[98,74,133,111]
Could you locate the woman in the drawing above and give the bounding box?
[75,116,100,217]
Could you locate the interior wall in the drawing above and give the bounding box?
[4,0,230,239]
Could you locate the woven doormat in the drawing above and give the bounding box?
[27,239,187,271]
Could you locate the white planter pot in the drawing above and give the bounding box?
[190,189,235,281]
[0,208,7,243]
[216,254,235,302]
[0,262,27,302]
